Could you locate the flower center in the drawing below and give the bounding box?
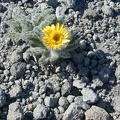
[53,33,60,42]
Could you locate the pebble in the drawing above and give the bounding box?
[44,96,58,107]
[9,85,22,98]
[33,104,50,120]
[10,62,26,79]
[62,103,84,120]
[7,102,24,120]
[81,88,99,104]
[73,80,86,89]
[0,88,6,108]
[73,53,84,64]
[67,95,75,103]
[74,96,90,110]
[61,81,71,96]
[58,97,69,109]
[85,105,112,120]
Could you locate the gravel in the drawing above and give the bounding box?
[0,0,119,119]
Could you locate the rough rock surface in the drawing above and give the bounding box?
[85,105,112,120]
[7,102,24,120]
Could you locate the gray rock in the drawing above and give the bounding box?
[81,88,99,104]
[92,75,104,88]
[23,52,31,62]
[0,88,6,108]
[46,0,58,7]
[66,62,76,73]
[9,85,22,98]
[58,97,69,109]
[67,95,75,103]
[113,96,120,112]
[10,62,26,79]
[44,96,58,107]
[84,57,90,67]
[79,40,87,50]
[73,80,86,89]
[83,9,98,19]
[61,81,71,96]
[33,104,50,119]
[85,105,112,120]
[98,66,110,83]
[73,53,84,64]
[77,65,89,76]
[74,96,90,110]
[9,50,23,64]
[62,103,84,120]
[7,102,24,120]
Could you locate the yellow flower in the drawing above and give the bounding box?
[41,22,70,50]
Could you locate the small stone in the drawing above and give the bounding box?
[67,95,75,103]
[0,88,6,108]
[73,80,86,89]
[58,97,69,109]
[7,102,24,120]
[10,62,26,79]
[9,50,23,64]
[92,75,104,88]
[9,85,22,98]
[84,57,90,67]
[23,52,31,62]
[85,105,112,120]
[33,104,50,120]
[74,96,90,110]
[73,53,84,64]
[81,88,99,104]
[79,40,87,50]
[78,65,89,76]
[62,103,84,120]
[98,66,110,83]
[61,81,72,96]
[83,9,98,19]
[44,96,58,107]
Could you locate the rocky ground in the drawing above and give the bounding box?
[0,0,120,120]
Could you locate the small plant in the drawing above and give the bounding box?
[8,7,80,64]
